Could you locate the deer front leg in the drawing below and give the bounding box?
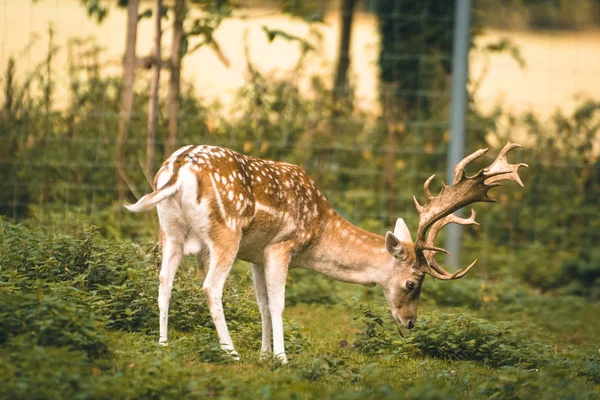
[158,239,183,344]
[263,245,291,364]
[251,263,272,356]
[202,234,240,359]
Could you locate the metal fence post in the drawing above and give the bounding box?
[445,0,472,268]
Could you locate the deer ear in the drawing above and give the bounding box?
[385,231,406,258]
[393,218,413,243]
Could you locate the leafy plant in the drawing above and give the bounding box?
[285,269,340,306]
[0,290,109,359]
[352,301,551,368]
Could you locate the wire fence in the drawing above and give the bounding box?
[0,0,599,278]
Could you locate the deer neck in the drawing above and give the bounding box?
[299,213,394,287]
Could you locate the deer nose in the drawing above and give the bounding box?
[407,320,415,329]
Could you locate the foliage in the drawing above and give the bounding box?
[0,291,109,359]
[352,301,551,368]
[376,0,458,116]
[1,0,599,302]
[0,222,599,399]
[0,220,307,357]
[560,247,600,299]
[285,269,340,306]
[476,0,600,30]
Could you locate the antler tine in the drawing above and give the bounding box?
[413,143,526,280]
[453,147,488,184]
[425,209,479,246]
[426,258,478,280]
[421,210,479,280]
[484,142,529,187]
[423,174,436,201]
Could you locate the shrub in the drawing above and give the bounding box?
[560,247,600,299]
[0,220,309,358]
[351,301,550,368]
[422,277,487,309]
[285,269,340,306]
[0,290,109,359]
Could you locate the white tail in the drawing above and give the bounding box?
[124,184,178,212]
[126,143,526,363]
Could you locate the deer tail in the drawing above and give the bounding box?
[124,182,178,213]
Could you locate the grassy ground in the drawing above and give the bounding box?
[1,222,599,399]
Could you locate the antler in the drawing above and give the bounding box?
[413,142,528,280]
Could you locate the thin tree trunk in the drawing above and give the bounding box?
[381,82,400,226]
[146,0,162,179]
[166,0,185,158]
[116,0,140,204]
[333,0,357,106]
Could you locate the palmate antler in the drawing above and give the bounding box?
[413,142,528,280]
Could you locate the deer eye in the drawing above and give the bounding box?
[406,281,415,291]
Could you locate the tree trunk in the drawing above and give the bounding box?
[333,0,357,106]
[165,0,185,158]
[116,0,140,205]
[146,0,162,179]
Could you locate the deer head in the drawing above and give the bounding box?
[383,142,527,330]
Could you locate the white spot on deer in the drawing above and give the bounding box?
[228,191,234,201]
[239,193,244,200]
[256,176,262,182]
[255,202,285,219]
[221,176,227,185]
[209,174,227,221]
[229,174,234,182]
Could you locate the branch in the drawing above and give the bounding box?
[135,55,172,69]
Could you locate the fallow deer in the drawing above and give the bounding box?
[125,142,527,363]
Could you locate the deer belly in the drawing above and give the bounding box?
[236,215,297,264]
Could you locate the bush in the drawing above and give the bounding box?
[0,291,109,359]
[560,247,600,299]
[351,301,550,368]
[422,277,487,309]
[0,220,309,359]
[285,269,340,306]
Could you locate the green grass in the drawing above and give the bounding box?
[1,221,599,399]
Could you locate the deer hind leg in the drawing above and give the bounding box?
[158,237,183,344]
[251,263,272,356]
[202,228,241,359]
[263,244,292,364]
[196,250,209,281]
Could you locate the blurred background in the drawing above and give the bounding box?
[1,0,599,298]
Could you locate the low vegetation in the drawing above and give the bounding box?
[1,220,598,399]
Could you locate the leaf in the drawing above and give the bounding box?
[261,26,315,52]
[138,8,153,21]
